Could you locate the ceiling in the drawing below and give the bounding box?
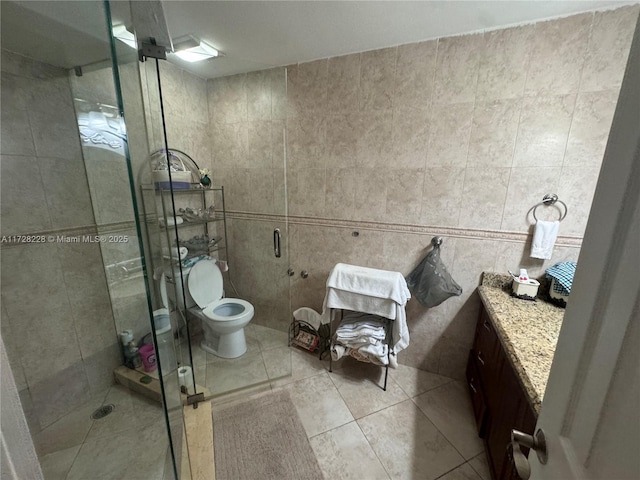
[2,0,637,79]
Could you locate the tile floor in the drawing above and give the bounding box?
[35,323,492,480]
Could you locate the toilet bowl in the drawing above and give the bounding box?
[160,257,254,359]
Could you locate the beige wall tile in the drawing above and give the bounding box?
[501,167,562,232]
[557,166,601,236]
[513,94,575,167]
[325,168,356,220]
[359,47,397,111]
[525,13,592,95]
[208,74,247,124]
[246,69,272,121]
[288,168,326,217]
[183,70,209,125]
[286,115,327,170]
[249,167,275,214]
[421,167,465,227]
[458,168,510,229]
[326,54,361,113]
[40,156,95,229]
[0,155,52,234]
[477,25,534,101]
[353,168,388,222]
[581,5,640,92]
[427,102,474,168]
[391,108,429,168]
[324,114,359,169]
[394,40,437,111]
[467,99,521,168]
[287,60,328,116]
[564,90,619,168]
[385,168,424,224]
[158,61,185,119]
[247,120,273,168]
[356,111,393,168]
[434,33,483,105]
[270,67,288,120]
[212,122,249,168]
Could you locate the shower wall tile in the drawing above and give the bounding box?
[421,167,465,227]
[40,156,95,229]
[359,47,397,111]
[524,13,592,95]
[581,5,640,92]
[458,168,510,229]
[0,155,52,234]
[246,69,272,121]
[434,33,482,105]
[183,70,209,125]
[270,67,288,120]
[394,40,437,111]
[476,25,533,102]
[287,60,328,116]
[249,167,275,214]
[158,62,186,119]
[426,102,474,168]
[324,114,359,169]
[563,90,619,168]
[0,73,35,156]
[513,94,576,168]
[208,73,247,124]
[247,120,273,168]
[327,54,361,114]
[467,99,521,168]
[212,122,249,168]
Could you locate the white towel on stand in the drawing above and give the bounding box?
[531,220,560,259]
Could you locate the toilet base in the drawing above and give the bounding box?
[200,328,247,359]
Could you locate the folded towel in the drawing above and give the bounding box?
[531,220,560,259]
[327,263,411,306]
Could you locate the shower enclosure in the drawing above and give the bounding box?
[0,0,292,478]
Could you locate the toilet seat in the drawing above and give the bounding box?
[202,298,254,322]
[187,260,254,322]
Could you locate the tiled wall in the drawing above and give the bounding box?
[0,51,120,431]
[208,6,639,379]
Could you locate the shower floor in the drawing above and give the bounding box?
[35,384,173,480]
[35,324,291,480]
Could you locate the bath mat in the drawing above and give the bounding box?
[212,389,323,480]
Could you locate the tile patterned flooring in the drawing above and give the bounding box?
[36,323,492,479]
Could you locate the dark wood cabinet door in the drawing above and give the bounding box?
[466,351,488,436]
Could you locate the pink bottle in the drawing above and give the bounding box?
[139,344,157,372]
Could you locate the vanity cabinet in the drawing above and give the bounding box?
[466,306,537,480]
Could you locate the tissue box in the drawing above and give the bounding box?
[511,278,540,299]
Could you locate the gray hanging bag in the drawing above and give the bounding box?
[406,239,462,308]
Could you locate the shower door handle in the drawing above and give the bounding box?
[273,228,281,258]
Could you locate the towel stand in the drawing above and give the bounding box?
[532,193,568,221]
[328,308,393,391]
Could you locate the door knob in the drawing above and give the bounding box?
[300,270,309,279]
[287,268,295,276]
[510,428,548,480]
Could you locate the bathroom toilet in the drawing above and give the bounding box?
[160,258,254,358]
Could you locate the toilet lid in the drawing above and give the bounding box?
[188,259,223,308]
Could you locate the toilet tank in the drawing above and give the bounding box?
[164,265,197,309]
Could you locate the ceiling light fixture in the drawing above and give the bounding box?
[172,37,220,63]
[112,25,137,49]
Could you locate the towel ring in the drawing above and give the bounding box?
[532,194,568,222]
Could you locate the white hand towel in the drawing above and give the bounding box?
[531,220,560,259]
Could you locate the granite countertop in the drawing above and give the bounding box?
[478,273,565,414]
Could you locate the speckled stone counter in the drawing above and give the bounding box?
[478,273,565,414]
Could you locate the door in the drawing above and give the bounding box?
[526,16,640,480]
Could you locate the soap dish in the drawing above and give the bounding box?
[511,277,540,301]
